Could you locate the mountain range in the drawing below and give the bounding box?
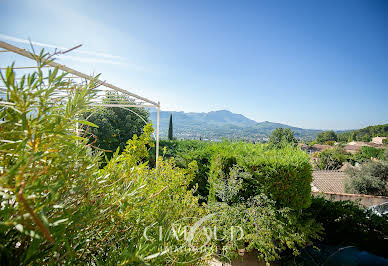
[149,110,322,141]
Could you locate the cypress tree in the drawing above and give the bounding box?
[168,114,173,140]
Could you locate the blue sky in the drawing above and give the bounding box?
[0,0,387,130]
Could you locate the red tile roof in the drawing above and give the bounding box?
[312,170,347,193]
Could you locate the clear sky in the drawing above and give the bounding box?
[0,0,387,130]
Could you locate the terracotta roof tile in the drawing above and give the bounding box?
[312,170,347,193]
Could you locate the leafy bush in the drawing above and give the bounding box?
[149,140,214,202]
[152,143,320,263]
[323,140,335,146]
[206,166,321,264]
[208,142,312,210]
[345,161,388,196]
[0,55,207,264]
[303,197,388,257]
[99,125,207,264]
[312,147,348,170]
[153,140,312,210]
[351,146,385,164]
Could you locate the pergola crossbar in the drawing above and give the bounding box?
[0,40,161,165]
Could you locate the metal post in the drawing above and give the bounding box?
[156,102,160,168]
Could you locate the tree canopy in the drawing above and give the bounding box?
[316,130,337,144]
[337,124,388,142]
[85,92,150,156]
[268,128,297,148]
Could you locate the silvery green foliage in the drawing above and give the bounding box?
[214,165,246,204]
[345,160,388,196]
[207,165,321,265]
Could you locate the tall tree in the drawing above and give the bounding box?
[316,130,337,144]
[168,114,173,140]
[268,128,297,148]
[84,92,150,156]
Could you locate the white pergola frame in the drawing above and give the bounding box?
[0,40,161,166]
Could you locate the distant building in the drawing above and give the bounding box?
[298,143,332,154]
[297,143,309,151]
[343,144,363,154]
[344,140,384,154]
[312,144,332,152]
[371,136,387,145]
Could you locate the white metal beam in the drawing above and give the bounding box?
[0,66,50,70]
[92,104,155,108]
[0,40,161,168]
[0,40,159,107]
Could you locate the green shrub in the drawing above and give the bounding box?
[154,140,313,210]
[152,140,313,210]
[206,167,321,264]
[0,55,207,264]
[208,142,312,210]
[303,197,388,257]
[99,125,207,264]
[313,147,348,170]
[0,58,105,264]
[345,161,388,196]
[323,140,335,146]
[149,140,215,202]
[351,146,385,164]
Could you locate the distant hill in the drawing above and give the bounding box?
[149,110,322,141]
[337,124,388,142]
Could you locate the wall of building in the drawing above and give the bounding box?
[312,191,388,207]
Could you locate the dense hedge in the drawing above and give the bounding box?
[208,142,312,210]
[153,140,312,210]
[149,140,213,201]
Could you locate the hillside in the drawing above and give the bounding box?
[337,124,388,142]
[149,110,322,141]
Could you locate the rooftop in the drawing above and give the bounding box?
[312,170,347,193]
